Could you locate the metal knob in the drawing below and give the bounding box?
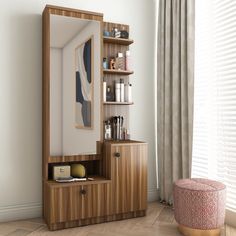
[80,189,86,195]
[114,152,120,158]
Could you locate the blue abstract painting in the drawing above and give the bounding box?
[75,38,93,129]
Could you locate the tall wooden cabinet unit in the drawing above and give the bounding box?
[42,5,147,231]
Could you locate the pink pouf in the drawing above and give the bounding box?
[173,178,226,236]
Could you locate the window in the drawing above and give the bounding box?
[192,0,236,213]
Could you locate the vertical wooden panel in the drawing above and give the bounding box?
[48,183,111,223]
[42,8,50,181]
[110,143,148,214]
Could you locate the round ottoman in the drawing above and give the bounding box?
[173,178,226,236]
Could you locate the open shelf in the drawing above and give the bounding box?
[103,36,134,45]
[48,154,101,163]
[103,69,133,75]
[45,176,111,187]
[103,102,134,105]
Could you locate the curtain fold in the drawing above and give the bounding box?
[157,0,195,203]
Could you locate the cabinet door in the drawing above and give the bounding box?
[49,183,111,223]
[111,144,147,214]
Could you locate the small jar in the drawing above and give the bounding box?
[103,58,108,69]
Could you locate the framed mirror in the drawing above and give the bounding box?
[44,7,103,156]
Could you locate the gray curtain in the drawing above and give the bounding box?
[157,0,195,203]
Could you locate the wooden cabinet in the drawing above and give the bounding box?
[103,141,148,215]
[44,141,147,230]
[46,182,111,224]
[42,5,148,231]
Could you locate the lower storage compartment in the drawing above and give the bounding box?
[45,182,111,224]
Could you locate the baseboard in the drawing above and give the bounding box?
[0,203,42,222]
[148,188,159,202]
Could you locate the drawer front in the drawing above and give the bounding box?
[49,183,111,223]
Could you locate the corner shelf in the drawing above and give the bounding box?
[103,36,134,45]
[103,102,134,105]
[103,69,133,75]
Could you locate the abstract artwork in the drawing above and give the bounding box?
[75,37,93,129]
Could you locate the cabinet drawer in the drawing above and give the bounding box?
[48,183,111,223]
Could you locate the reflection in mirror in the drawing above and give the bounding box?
[50,15,101,156]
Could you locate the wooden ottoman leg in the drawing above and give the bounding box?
[178,225,221,236]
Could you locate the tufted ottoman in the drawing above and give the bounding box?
[173,178,226,236]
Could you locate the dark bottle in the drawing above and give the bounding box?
[106,86,114,101]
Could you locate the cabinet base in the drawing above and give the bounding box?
[47,210,146,231]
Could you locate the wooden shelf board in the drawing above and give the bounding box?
[103,69,134,75]
[45,176,111,188]
[104,140,147,145]
[103,36,134,45]
[48,154,100,163]
[103,102,134,105]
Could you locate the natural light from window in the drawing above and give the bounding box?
[192,0,236,213]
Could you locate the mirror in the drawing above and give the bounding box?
[49,14,101,156]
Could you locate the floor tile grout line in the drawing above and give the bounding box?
[151,204,165,226]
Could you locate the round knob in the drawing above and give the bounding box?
[114,152,120,158]
[80,189,86,195]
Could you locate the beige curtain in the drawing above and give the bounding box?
[157,0,195,203]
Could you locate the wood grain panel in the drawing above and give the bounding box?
[104,102,134,105]
[102,142,112,179]
[42,6,50,181]
[103,22,129,33]
[103,36,134,45]
[46,176,111,188]
[48,154,100,163]
[48,210,146,230]
[46,5,103,21]
[110,143,148,214]
[47,183,111,224]
[103,69,134,75]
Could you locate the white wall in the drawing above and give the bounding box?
[0,0,157,221]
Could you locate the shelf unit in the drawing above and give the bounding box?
[103,69,133,75]
[48,154,101,163]
[46,176,111,187]
[103,22,134,131]
[43,8,147,230]
[103,102,134,105]
[103,36,134,45]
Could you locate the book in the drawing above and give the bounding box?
[55,177,87,183]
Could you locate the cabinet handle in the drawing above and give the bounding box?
[114,152,120,158]
[80,189,86,195]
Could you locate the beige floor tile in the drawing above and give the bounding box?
[6,229,32,236]
[226,224,236,236]
[155,206,175,223]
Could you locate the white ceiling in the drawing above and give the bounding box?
[50,15,90,48]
